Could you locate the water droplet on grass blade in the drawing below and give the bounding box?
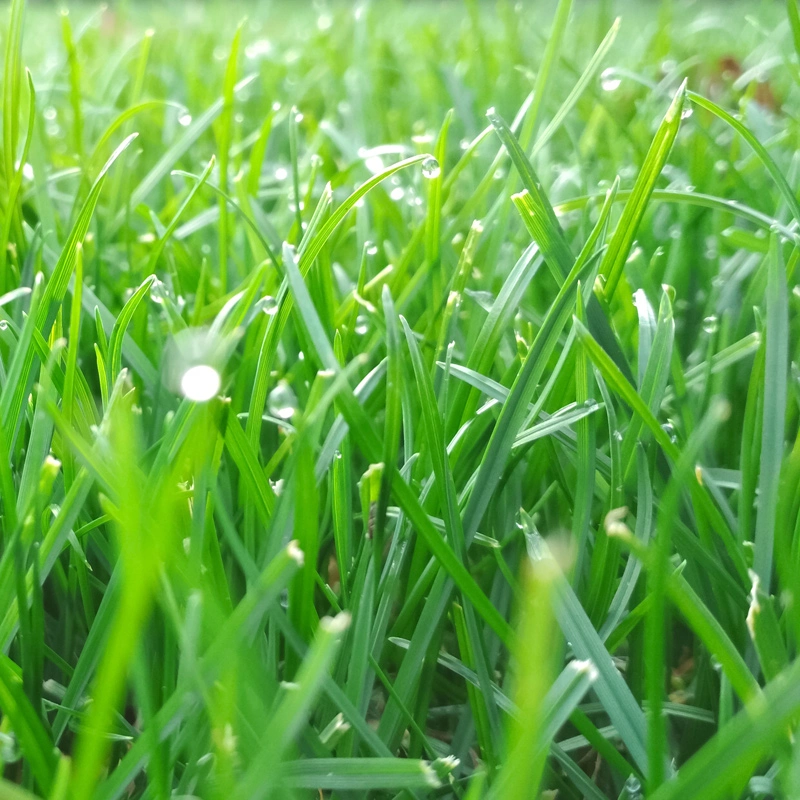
[262,296,278,316]
[268,382,299,420]
[421,156,440,179]
[600,68,621,92]
[623,775,643,800]
[681,106,693,120]
[178,113,192,127]
[702,314,719,334]
[180,365,221,403]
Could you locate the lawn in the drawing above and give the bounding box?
[0,0,798,797]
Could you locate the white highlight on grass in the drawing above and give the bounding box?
[180,365,221,402]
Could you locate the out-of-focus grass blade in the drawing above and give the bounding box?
[487,556,561,800]
[107,274,155,389]
[688,91,800,225]
[229,612,350,800]
[524,520,649,775]
[278,758,442,791]
[108,75,256,235]
[0,654,56,794]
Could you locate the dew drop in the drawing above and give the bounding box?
[275,167,288,181]
[390,186,405,201]
[262,295,278,316]
[180,365,221,403]
[178,113,193,127]
[600,68,621,92]
[354,315,369,335]
[612,429,624,442]
[421,156,441,179]
[661,421,678,444]
[268,382,299,420]
[681,106,693,120]
[624,775,643,800]
[366,242,378,256]
[150,278,167,305]
[702,314,719,335]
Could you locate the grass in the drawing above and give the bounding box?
[0,0,799,796]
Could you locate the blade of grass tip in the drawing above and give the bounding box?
[216,22,244,293]
[753,236,789,590]
[688,91,800,225]
[230,613,351,800]
[147,156,215,275]
[107,274,155,392]
[602,82,685,300]
[487,108,573,283]
[486,556,561,800]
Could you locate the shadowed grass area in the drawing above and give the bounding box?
[0,0,799,797]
